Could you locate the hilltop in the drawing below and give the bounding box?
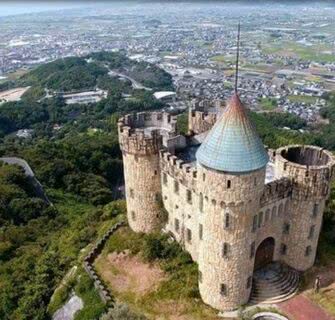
[0,51,173,138]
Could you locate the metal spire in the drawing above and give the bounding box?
[234,22,241,93]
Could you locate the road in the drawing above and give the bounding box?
[108,70,152,91]
[0,157,52,205]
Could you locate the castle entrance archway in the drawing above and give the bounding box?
[254,237,275,270]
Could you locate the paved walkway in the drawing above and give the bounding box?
[279,295,335,320]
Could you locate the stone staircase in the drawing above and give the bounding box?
[249,262,300,305]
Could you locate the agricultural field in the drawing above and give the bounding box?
[262,41,335,63]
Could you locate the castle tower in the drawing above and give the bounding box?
[118,113,164,233]
[196,94,269,310]
[274,145,335,271]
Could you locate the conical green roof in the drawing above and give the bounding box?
[196,94,269,173]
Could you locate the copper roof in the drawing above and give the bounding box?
[196,93,269,173]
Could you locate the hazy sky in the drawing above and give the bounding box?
[0,1,333,17]
[0,1,93,16]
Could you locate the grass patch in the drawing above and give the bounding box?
[307,291,335,317]
[96,227,220,319]
[73,268,107,320]
[288,95,318,104]
[262,41,335,63]
[47,268,77,316]
[259,97,278,111]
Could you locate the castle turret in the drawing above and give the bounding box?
[118,112,177,233]
[196,94,269,310]
[274,145,335,271]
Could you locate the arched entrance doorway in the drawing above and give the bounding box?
[254,237,275,270]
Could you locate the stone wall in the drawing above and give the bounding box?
[197,164,266,311]
[274,145,335,271]
[119,108,335,312]
[188,109,217,135]
[83,221,125,310]
[118,113,169,233]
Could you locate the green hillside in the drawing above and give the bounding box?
[0,51,173,138]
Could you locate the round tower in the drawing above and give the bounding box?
[275,145,335,271]
[118,112,167,233]
[196,94,269,311]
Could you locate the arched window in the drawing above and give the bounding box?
[258,211,263,228]
[278,203,283,216]
[227,180,231,189]
[265,209,270,222]
[272,206,277,218]
[284,200,290,215]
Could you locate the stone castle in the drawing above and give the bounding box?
[118,92,335,311]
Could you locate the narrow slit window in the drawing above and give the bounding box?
[283,222,290,235]
[199,193,204,212]
[175,218,180,233]
[280,243,287,255]
[222,243,229,258]
[224,213,230,229]
[227,180,231,189]
[174,180,179,194]
[312,203,319,218]
[199,224,203,240]
[308,225,315,240]
[187,189,192,204]
[220,284,227,296]
[305,246,312,257]
[163,173,168,185]
[187,228,192,243]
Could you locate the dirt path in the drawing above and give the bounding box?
[96,250,165,296]
[95,250,220,320]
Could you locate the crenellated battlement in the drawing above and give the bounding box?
[188,99,223,135]
[274,145,335,199]
[120,111,177,132]
[188,110,217,135]
[160,149,198,190]
[260,177,293,206]
[118,111,178,155]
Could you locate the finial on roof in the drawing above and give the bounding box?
[234,22,241,94]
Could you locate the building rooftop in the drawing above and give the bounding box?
[196,93,269,173]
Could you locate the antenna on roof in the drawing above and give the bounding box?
[234,22,241,93]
